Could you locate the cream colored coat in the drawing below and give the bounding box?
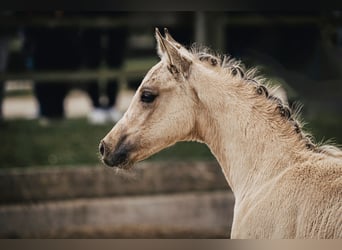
[101,28,342,239]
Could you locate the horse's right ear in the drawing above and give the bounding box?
[155,28,192,79]
[163,28,182,49]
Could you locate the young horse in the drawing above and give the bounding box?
[99,28,342,239]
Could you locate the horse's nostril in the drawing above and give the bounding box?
[99,141,105,156]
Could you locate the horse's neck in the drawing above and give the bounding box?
[194,77,304,200]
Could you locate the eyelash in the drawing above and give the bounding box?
[140,91,157,103]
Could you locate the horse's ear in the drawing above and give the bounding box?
[164,28,182,49]
[155,27,192,79]
[155,27,166,58]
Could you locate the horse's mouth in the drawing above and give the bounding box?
[102,153,133,169]
[100,137,136,170]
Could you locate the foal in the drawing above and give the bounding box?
[99,28,342,239]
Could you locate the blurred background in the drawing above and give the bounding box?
[0,11,341,238]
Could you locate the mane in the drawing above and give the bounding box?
[190,44,342,158]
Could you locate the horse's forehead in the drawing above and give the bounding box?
[140,63,167,88]
[145,62,164,80]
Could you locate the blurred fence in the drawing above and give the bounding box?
[0,161,234,238]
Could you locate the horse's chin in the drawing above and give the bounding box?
[102,158,134,170]
[117,161,134,170]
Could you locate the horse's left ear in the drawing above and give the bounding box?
[155,28,192,79]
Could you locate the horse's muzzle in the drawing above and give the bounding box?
[99,140,129,168]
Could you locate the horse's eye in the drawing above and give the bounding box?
[141,91,157,103]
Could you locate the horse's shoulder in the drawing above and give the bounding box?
[283,157,342,196]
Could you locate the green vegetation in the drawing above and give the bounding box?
[0,118,214,169]
[305,113,342,146]
[0,112,341,169]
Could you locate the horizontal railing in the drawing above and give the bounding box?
[0,58,158,83]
